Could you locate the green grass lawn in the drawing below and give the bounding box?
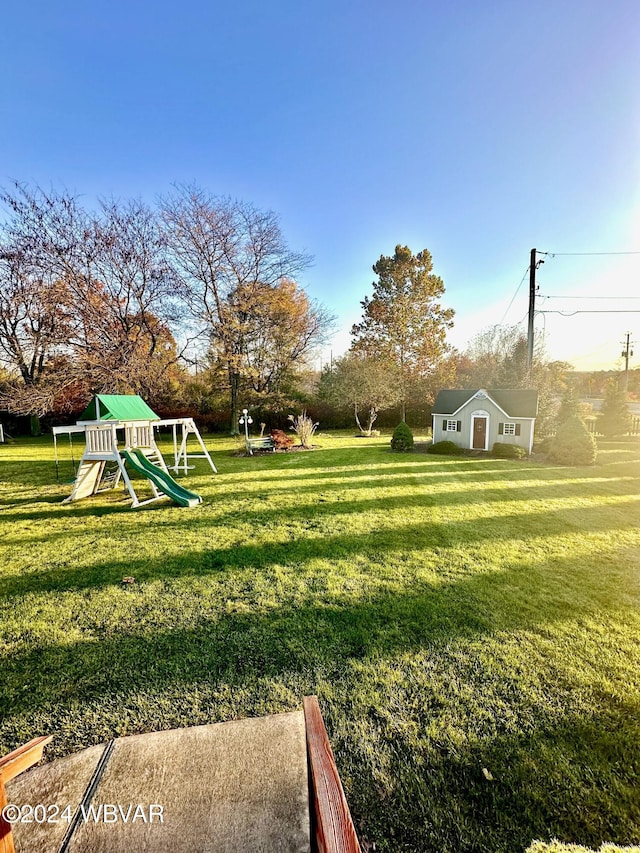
[1,430,639,852]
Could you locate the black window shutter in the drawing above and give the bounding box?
[443,419,447,429]
[498,423,504,435]
[515,424,521,436]
[457,421,461,432]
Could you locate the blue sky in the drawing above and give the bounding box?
[2,0,639,371]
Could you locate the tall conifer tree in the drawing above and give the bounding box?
[351,245,454,421]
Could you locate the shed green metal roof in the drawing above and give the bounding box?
[79,395,160,422]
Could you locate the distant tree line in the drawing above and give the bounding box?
[0,184,587,436]
[0,183,333,433]
[568,368,640,400]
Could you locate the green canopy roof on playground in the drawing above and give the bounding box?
[79,395,160,423]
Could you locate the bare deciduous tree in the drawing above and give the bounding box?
[0,182,328,428]
[0,184,184,418]
[77,197,183,396]
[161,185,317,431]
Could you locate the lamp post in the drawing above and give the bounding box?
[238,408,253,442]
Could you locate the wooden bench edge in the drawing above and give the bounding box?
[0,736,53,783]
[1,736,53,853]
[303,696,361,853]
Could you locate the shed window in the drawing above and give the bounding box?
[498,422,521,436]
[445,420,461,432]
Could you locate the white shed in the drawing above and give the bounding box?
[432,389,538,454]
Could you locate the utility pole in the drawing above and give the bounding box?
[621,332,634,392]
[526,248,545,383]
[527,248,537,381]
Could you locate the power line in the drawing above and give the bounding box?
[500,266,530,325]
[544,250,640,257]
[537,309,640,316]
[538,294,640,300]
[494,253,638,326]
[521,245,640,371]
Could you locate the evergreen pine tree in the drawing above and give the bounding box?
[351,245,454,422]
[598,379,632,437]
[548,415,597,465]
[390,421,414,451]
[555,385,582,426]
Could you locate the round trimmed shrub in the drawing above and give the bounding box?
[547,415,597,466]
[390,422,414,451]
[492,442,527,460]
[427,440,463,455]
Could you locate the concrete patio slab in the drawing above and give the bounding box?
[7,712,310,853]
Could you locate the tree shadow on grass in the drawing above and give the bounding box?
[4,440,635,489]
[1,539,636,721]
[0,498,161,523]
[4,457,638,549]
[0,459,61,486]
[203,483,640,532]
[2,524,638,853]
[204,463,640,499]
[2,498,637,598]
[0,494,70,508]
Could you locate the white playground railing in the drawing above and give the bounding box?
[78,422,157,459]
[86,423,119,455]
[125,423,153,450]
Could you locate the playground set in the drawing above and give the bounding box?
[52,395,217,509]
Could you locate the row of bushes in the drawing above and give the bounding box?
[390,422,530,459]
[426,439,528,459]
